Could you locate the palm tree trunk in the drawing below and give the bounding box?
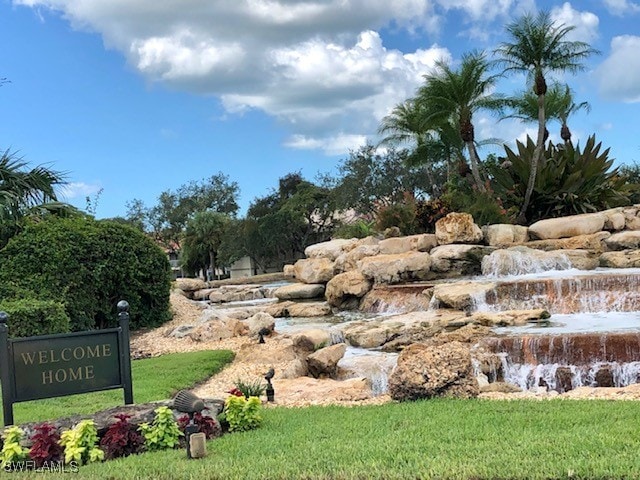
[517,93,546,224]
[466,141,486,193]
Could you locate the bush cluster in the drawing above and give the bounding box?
[0,298,70,338]
[0,217,172,332]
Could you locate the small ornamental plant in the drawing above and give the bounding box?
[59,420,104,465]
[99,414,145,460]
[177,412,222,440]
[234,379,266,399]
[29,423,64,467]
[224,395,263,432]
[0,426,29,470]
[139,406,183,451]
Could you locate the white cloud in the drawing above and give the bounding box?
[60,182,102,199]
[550,3,599,43]
[284,133,368,155]
[595,35,640,103]
[602,0,640,16]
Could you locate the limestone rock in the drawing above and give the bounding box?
[174,278,207,297]
[283,264,296,278]
[528,212,606,240]
[293,258,335,284]
[480,382,522,394]
[602,208,626,231]
[562,249,600,270]
[325,270,372,308]
[484,224,529,247]
[465,309,550,327]
[334,244,380,273]
[304,239,358,260]
[623,207,640,230]
[169,324,195,338]
[431,281,497,311]
[265,301,332,318]
[307,343,347,378]
[430,244,494,275]
[388,341,479,401]
[600,250,640,268]
[188,318,247,341]
[377,234,438,255]
[192,288,215,301]
[604,231,640,251]
[292,329,333,352]
[235,340,299,364]
[246,312,276,336]
[523,232,610,252]
[279,358,309,379]
[357,252,431,284]
[274,283,325,300]
[435,212,483,245]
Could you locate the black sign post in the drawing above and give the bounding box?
[0,300,134,426]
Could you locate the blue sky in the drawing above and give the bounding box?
[1,0,639,219]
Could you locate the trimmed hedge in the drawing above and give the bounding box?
[0,298,70,338]
[0,217,172,332]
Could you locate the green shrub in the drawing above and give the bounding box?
[414,198,452,233]
[332,219,376,239]
[59,420,104,465]
[139,406,183,451]
[440,177,510,226]
[224,395,262,432]
[374,194,418,235]
[234,379,266,399]
[489,135,631,223]
[0,216,172,331]
[0,298,70,337]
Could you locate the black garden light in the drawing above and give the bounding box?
[264,367,275,402]
[173,390,206,459]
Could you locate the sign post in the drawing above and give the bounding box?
[0,301,134,426]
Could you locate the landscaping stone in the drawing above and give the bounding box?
[307,343,347,378]
[293,258,335,284]
[357,252,431,284]
[325,270,372,308]
[435,212,483,245]
[274,283,325,300]
[528,212,606,240]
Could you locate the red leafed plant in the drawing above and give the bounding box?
[99,414,144,459]
[177,412,222,440]
[29,423,64,467]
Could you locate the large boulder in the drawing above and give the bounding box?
[430,244,494,275]
[562,249,600,270]
[304,239,358,260]
[604,231,640,251]
[623,207,640,230]
[600,250,640,268]
[174,278,207,297]
[325,271,372,308]
[602,207,626,231]
[293,258,335,284]
[528,212,606,240]
[357,252,431,284]
[431,281,497,311]
[188,318,247,341]
[274,283,325,300]
[246,312,276,336]
[435,213,483,245]
[378,234,438,255]
[484,224,529,247]
[524,232,610,253]
[307,343,347,379]
[265,301,332,318]
[292,329,333,353]
[334,244,380,273]
[388,341,479,401]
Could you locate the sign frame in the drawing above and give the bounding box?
[0,300,133,426]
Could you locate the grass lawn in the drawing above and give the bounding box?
[9,398,640,479]
[1,350,235,426]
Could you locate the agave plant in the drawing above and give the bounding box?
[489,135,631,223]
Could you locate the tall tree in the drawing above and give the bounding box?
[503,83,590,146]
[181,211,231,278]
[0,149,72,246]
[495,10,598,223]
[416,51,505,193]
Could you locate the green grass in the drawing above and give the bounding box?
[2,350,235,426]
[11,398,640,479]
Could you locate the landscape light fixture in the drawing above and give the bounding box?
[264,367,275,402]
[258,327,270,344]
[173,389,207,459]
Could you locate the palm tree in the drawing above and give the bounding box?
[503,83,590,146]
[181,210,231,279]
[0,149,71,246]
[417,51,505,192]
[495,10,598,223]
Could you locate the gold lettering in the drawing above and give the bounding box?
[38,350,48,364]
[21,352,37,365]
[54,369,67,383]
[73,347,85,360]
[49,350,60,363]
[61,348,71,361]
[68,367,82,381]
[84,365,95,380]
[86,345,100,358]
[101,344,112,357]
[42,370,53,384]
